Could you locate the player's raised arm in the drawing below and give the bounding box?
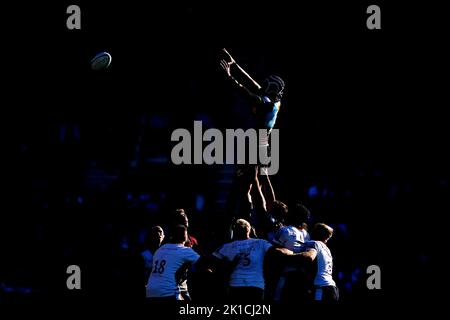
[220,59,259,101]
[296,248,318,262]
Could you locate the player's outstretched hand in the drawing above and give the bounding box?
[222,48,235,64]
[220,59,232,77]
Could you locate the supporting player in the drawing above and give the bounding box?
[166,208,201,300]
[146,225,200,301]
[212,219,305,302]
[141,226,165,285]
[272,203,312,301]
[301,223,339,303]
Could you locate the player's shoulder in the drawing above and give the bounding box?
[304,240,320,250]
[228,239,241,246]
[247,238,265,242]
[157,243,170,250]
[159,243,185,251]
[179,244,196,252]
[283,225,299,236]
[273,226,288,242]
[141,249,152,258]
[260,96,281,108]
[217,240,233,251]
[177,245,199,259]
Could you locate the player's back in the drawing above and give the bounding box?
[214,238,272,289]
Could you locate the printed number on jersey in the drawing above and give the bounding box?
[153,260,167,274]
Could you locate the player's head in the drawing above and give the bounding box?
[311,223,334,243]
[271,200,289,225]
[262,75,285,101]
[286,203,311,228]
[233,219,251,240]
[147,225,164,246]
[170,224,188,244]
[170,208,189,228]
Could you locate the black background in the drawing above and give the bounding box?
[1,0,447,313]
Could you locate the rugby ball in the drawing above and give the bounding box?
[90,52,112,70]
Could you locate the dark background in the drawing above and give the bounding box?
[1,0,447,308]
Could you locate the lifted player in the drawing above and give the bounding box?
[220,48,285,229]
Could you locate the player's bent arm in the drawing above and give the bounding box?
[207,254,238,276]
[265,246,294,260]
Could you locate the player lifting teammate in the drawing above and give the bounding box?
[212,219,311,302]
[146,225,200,301]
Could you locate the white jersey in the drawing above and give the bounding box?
[146,243,200,297]
[273,225,310,253]
[304,240,335,287]
[213,238,272,289]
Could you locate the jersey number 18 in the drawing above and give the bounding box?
[153,260,166,274]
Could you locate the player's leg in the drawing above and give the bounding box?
[313,285,339,303]
[227,165,254,221]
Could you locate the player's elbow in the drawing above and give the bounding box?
[304,254,315,262]
[299,252,315,262]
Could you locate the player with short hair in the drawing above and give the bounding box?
[301,223,339,302]
[141,226,165,285]
[146,225,200,301]
[273,203,311,252]
[166,208,201,300]
[271,203,312,301]
[212,219,298,302]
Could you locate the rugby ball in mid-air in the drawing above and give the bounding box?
[90,52,112,70]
